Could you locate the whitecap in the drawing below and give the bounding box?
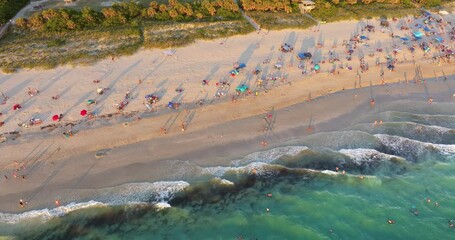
[232,146,309,166]
[0,181,190,225]
[339,148,405,165]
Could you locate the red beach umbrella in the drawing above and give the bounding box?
[52,114,60,122]
[80,109,87,116]
[12,104,21,110]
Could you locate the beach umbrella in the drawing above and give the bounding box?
[314,64,320,70]
[239,63,246,69]
[168,102,174,109]
[423,27,430,32]
[434,37,443,43]
[80,109,87,116]
[52,114,60,122]
[360,35,368,40]
[401,37,409,41]
[413,31,423,39]
[12,104,21,110]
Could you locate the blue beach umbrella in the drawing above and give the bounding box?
[360,35,368,40]
[401,37,409,41]
[434,36,443,43]
[413,31,423,39]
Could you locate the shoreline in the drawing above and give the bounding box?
[0,75,454,214]
[0,15,454,214]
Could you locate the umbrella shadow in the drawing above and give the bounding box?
[97,59,143,104]
[238,43,257,64]
[300,36,315,53]
[204,65,220,80]
[184,110,196,129]
[63,91,93,116]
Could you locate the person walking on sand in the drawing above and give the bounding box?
[19,199,26,208]
[181,121,186,132]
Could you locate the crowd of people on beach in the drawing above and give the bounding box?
[0,10,454,214]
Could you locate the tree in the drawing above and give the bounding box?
[149,1,159,9]
[27,14,45,30]
[146,7,158,17]
[42,9,58,21]
[195,12,204,19]
[15,17,28,28]
[159,4,168,12]
[168,9,179,18]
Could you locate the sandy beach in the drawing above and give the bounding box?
[0,15,454,213]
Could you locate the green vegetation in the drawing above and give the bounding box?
[310,1,417,22]
[248,12,316,29]
[244,0,417,29]
[143,20,254,48]
[0,19,253,70]
[15,1,242,32]
[0,0,29,24]
[0,0,254,71]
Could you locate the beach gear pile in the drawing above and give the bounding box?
[229,63,246,77]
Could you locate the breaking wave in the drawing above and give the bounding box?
[0,181,189,225]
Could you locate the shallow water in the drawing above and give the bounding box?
[2,88,455,239]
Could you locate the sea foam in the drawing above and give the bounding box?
[339,148,405,165]
[0,181,189,225]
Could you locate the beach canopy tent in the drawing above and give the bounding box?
[297,52,312,60]
[80,109,87,116]
[413,31,423,39]
[236,84,249,93]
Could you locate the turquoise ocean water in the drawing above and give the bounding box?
[1,89,455,239]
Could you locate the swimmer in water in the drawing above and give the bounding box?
[387,219,395,224]
[410,207,419,216]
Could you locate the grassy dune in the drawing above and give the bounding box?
[0,20,254,71]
